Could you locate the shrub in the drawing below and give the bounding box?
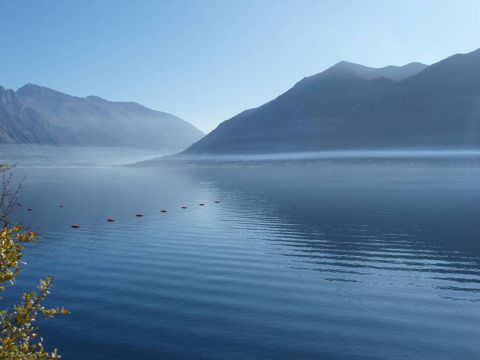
[0,164,68,359]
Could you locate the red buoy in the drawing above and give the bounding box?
[71,224,80,229]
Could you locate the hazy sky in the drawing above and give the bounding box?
[1,0,479,132]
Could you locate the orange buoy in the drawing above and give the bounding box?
[106,218,115,222]
[160,209,168,213]
[71,224,80,229]
[136,213,144,217]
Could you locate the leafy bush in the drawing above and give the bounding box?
[0,164,68,359]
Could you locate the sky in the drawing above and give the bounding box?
[1,0,479,133]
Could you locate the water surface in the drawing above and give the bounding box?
[4,147,480,360]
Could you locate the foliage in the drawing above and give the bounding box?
[0,163,68,359]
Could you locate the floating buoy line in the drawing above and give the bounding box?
[20,200,222,229]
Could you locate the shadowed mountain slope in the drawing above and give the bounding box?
[183,49,480,155]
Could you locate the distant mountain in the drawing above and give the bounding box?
[0,86,56,144]
[182,49,480,155]
[318,61,427,81]
[0,84,203,150]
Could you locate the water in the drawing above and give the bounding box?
[3,147,480,359]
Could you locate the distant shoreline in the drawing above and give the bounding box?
[132,149,480,167]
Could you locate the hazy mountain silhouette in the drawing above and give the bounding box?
[0,84,203,149]
[183,49,480,155]
[0,86,57,144]
[317,61,427,81]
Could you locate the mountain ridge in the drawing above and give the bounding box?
[182,48,480,155]
[0,84,204,150]
[319,60,428,81]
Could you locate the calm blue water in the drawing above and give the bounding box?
[4,148,480,359]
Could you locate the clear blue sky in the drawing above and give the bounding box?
[1,0,479,132]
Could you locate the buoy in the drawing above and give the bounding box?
[59,204,64,208]
[71,224,80,229]
[160,209,168,213]
[199,203,205,206]
[106,218,115,222]
[181,206,187,209]
[27,208,33,211]
[136,213,144,217]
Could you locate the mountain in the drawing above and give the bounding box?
[318,61,427,81]
[0,84,203,150]
[182,49,480,155]
[0,86,57,144]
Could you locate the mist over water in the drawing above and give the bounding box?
[148,149,480,167]
[2,146,480,359]
[0,144,170,167]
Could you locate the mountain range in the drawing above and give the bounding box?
[0,84,203,150]
[182,48,480,155]
[3,48,480,155]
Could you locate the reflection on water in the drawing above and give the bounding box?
[189,165,480,299]
[3,148,480,360]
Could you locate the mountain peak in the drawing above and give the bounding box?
[18,83,52,94]
[324,61,428,81]
[18,83,43,92]
[329,60,366,70]
[17,83,75,101]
